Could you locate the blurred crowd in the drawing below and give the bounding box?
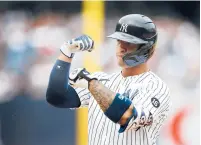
[0,11,199,103]
[0,6,199,145]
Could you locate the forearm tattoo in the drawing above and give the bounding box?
[89,80,116,112]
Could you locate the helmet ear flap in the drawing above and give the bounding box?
[146,40,157,59]
[134,40,155,60]
[146,46,155,59]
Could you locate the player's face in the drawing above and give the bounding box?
[116,40,138,68]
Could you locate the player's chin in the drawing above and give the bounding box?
[117,58,127,68]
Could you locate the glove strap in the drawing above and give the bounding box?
[78,69,98,89]
[79,69,97,82]
[60,42,75,58]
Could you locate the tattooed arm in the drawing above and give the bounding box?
[69,67,134,126]
[88,80,115,111]
[69,68,159,132]
[89,79,134,125]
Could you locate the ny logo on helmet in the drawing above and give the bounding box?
[120,23,128,32]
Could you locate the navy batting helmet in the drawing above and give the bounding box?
[107,14,158,67]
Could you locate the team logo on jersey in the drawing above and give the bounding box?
[151,97,160,108]
[146,112,153,126]
[139,111,146,125]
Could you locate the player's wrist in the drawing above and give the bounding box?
[60,42,75,58]
[88,79,98,90]
[58,53,73,63]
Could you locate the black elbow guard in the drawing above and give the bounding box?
[46,60,81,108]
[46,86,81,108]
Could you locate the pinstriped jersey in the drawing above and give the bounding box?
[73,71,171,145]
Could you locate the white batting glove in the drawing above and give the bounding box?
[60,35,94,58]
[69,68,97,89]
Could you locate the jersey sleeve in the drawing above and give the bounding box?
[120,79,171,132]
[71,71,108,108]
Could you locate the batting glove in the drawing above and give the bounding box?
[69,68,97,89]
[60,35,94,58]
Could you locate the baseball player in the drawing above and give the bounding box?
[46,14,171,145]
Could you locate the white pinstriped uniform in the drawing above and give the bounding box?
[73,71,171,145]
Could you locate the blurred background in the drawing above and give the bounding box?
[0,1,199,145]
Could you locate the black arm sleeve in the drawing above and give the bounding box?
[46,60,81,108]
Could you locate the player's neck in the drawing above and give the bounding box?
[121,63,149,77]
